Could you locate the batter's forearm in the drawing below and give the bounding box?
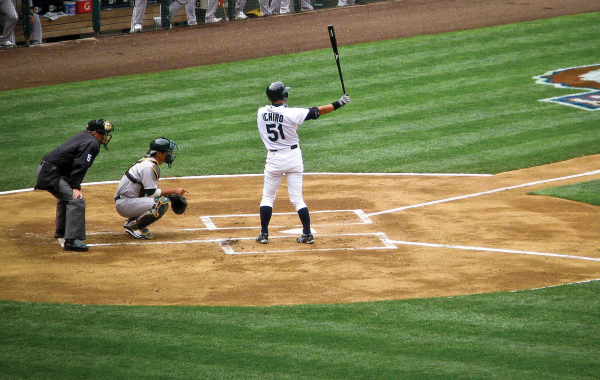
[318,104,335,115]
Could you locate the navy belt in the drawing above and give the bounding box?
[270,144,298,152]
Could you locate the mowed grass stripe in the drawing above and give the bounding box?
[1,13,600,187]
[1,280,599,379]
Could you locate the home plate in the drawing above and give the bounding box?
[280,228,317,235]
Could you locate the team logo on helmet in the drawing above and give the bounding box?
[534,64,600,110]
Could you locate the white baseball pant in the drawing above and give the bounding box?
[260,147,307,211]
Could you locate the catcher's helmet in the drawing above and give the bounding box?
[87,119,114,149]
[266,81,290,102]
[148,137,178,167]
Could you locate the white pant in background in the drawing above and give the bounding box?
[0,0,18,44]
[131,0,192,32]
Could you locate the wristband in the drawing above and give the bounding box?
[332,100,344,110]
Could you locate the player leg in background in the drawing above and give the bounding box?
[0,0,18,47]
[168,0,189,26]
[278,0,289,14]
[130,0,149,32]
[337,0,355,7]
[30,13,42,45]
[204,0,221,23]
[257,0,271,16]
[299,0,313,11]
[286,172,314,244]
[257,169,283,243]
[186,0,197,25]
[270,0,281,14]
[234,0,247,19]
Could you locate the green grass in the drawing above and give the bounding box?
[529,179,600,206]
[1,280,599,379]
[2,12,600,191]
[1,12,600,379]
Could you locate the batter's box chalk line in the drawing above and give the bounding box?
[218,232,397,255]
[86,232,397,255]
[183,209,373,232]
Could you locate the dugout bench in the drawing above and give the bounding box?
[14,3,192,44]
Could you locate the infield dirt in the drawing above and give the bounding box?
[1,0,599,306]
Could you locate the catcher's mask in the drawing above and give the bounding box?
[148,137,178,168]
[266,81,290,103]
[87,119,114,150]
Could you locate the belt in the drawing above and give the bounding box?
[270,144,298,152]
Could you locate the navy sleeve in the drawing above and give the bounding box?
[304,107,320,121]
[68,141,99,189]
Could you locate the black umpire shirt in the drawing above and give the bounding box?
[41,131,100,190]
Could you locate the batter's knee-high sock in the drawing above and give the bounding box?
[259,206,273,234]
[297,207,311,235]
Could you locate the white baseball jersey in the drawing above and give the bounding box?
[257,104,309,151]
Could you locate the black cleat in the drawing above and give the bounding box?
[256,232,269,244]
[54,229,65,239]
[63,239,89,252]
[296,233,314,244]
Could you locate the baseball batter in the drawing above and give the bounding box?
[114,137,189,240]
[256,81,350,244]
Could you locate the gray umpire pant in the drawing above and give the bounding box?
[36,164,86,240]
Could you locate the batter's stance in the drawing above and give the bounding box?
[256,81,350,244]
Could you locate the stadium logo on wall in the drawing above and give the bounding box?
[534,64,600,110]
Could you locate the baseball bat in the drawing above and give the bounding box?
[328,25,347,94]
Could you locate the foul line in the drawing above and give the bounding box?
[0,173,491,196]
[368,169,600,217]
[388,239,600,262]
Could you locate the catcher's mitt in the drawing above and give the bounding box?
[168,194,188,215]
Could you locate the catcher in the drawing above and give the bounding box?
[114,137,189,240]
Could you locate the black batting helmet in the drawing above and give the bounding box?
[266,81,290,102]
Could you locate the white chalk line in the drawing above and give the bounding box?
[389,240,600,262]
[511,278,600,292]
[198,209,372,231]
[368,169,600,217]
[0,172,491,196]
[87,232,397,256]
[181,222,367,232]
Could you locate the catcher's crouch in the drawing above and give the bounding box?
[114,137,189,239]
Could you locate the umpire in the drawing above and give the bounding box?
[34,119,115,252]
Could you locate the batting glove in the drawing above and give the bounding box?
[332,94,351,110]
